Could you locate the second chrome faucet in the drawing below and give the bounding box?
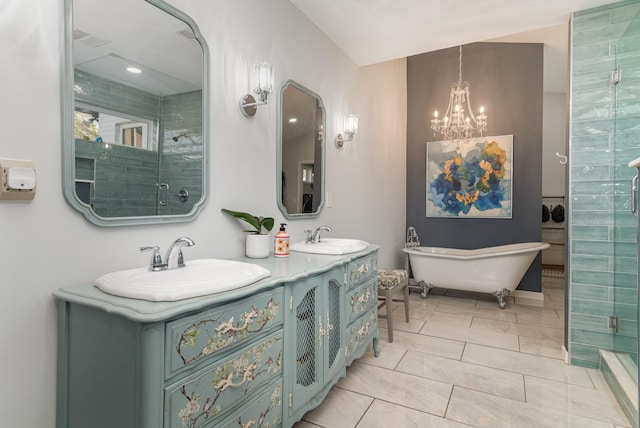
[305,226,332,244]
[141,237,195,271]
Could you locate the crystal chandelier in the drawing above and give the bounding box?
[430,46,487,141]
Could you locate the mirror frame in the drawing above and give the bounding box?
[61,0,210,226]
[276,80,326,220]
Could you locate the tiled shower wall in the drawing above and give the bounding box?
[73,71,202,216]
[570,0,640,368]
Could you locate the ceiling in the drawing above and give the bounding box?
[288,0,620,66]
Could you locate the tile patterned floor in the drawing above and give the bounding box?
[293,276,632,428]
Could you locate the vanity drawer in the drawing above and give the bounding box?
[165,330,283,428]
[346,254,378,289]
[346,277,377,324]
[213,380,282,428]
[166,287,284,378]
[346,307,377,361]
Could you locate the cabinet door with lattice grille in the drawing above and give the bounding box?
[288,274,323,413]
[323,267,345,382]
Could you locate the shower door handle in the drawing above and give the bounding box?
[159,183,169,207]
[632,175,638,217]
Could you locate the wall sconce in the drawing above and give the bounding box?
[336,114,358,148]
[240,62,275,117]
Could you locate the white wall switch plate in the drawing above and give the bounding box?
[0,158,36,201]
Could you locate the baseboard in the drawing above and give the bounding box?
[512,290,544,307]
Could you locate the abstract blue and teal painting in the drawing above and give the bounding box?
[426,135,513,218]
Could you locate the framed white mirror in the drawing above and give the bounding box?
[61,0,209,226]
[277,80,325,219]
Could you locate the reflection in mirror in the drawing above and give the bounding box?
[61,0,209,226]
[277,81,325,219]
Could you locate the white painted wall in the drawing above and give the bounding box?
[542,92,568,197]
[0,0,406,426]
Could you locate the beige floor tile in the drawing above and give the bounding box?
[378,326,466,360]
[424,311,474,328]
[300,387,373,428]
[436,302,518,322]
[357,341,407,369]
[516,310,564,328]
[446,386,618,428]
[462,343,593,387]
[378,314,426,334]
[337,362,453,416]
[396,350,525,401]
[356,399,470,428]
[519,335,564,359]
[470,316,564,342]
[524,375,630,426]
[420,321,520,351]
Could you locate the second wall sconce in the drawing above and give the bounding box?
[336,114,359,148]
[240,62,275,117]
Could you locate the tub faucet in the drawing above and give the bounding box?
[165,237,196,269]
[305,226,332,244]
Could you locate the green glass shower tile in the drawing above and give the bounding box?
[571,84,613,106]
[615,256,639,273]
[573,41,613,62]
[614,241,639,257]
[611,334,638,353]
[572,328,616,349]
[614,116,640,133]
[571,165,612,182]
[571,195,612,210]
[571,118,615,136]
[621,33,640,54]
[571,297,614,317]
[611,3,640,24]
[573,9,612,31]
[613,226,638,241]
[574,283,613,300]
[615,286,638,303]
[614,272,639,288]
[573,225,609,240]
[572,254,611,271]
[572,102,612,121]
[616,99,640,118]
[572,240,615,256]
[572,210,616,226]
[619,320,638,337]
[571,180,617,196]
[572,313,611,332]
[621,20,640,38]
[574,22,634,47]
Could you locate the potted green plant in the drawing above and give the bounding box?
[222,208,275,258]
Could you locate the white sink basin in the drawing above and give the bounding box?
[290,238,369,255]
[95,259,271,302]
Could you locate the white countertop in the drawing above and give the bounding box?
[53,246,378,322]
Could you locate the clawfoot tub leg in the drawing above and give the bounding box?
[409,280,432,299]
[492,288,511,309]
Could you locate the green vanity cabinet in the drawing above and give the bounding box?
[55,248,379,428]
[285,266,346,425]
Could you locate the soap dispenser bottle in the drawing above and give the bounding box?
[274,223,290,258]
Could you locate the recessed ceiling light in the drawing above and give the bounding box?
[126,66,142,74]
[289,117,297,123]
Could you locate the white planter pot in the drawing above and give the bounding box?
[246,233,271,258]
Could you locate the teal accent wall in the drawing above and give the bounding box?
[570,0,640,368]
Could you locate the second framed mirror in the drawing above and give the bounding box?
[277,80,325,219]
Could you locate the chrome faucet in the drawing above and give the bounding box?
[305,226,332,244]
[165,237,195,269]
[140,237,195,271]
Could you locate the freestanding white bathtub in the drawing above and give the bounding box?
[402,242,550,308]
